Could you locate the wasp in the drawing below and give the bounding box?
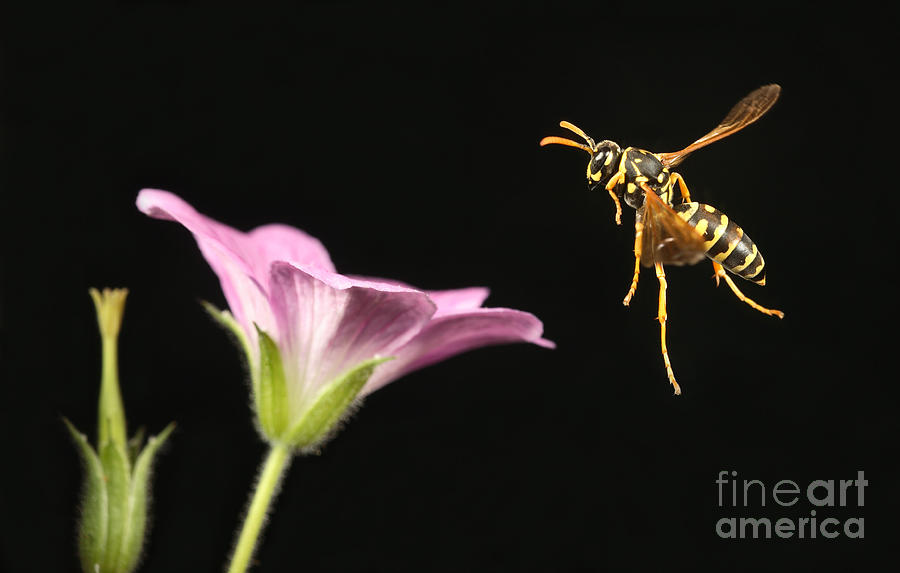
[541,84,784,395]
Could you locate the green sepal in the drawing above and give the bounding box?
[115,422,175,573]
[64,418,109,573]
[201,300,258,405]
[285,357,392,451]
[127,426,146,465]
[65,419,175,573]
[200,300,253,366]
[99,437,131,570]
[255,326,289,439]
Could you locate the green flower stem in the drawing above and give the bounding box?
[227,442,293,573]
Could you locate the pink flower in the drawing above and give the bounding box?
[137,189,553,449]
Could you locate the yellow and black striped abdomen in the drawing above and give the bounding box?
[673,202,767,284]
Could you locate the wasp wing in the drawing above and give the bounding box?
[639,190,708,267]
[658,84,781,168]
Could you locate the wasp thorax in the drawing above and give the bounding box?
[586,140,621,190]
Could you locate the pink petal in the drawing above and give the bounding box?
[362,307,554,395]
[137,189,257,277]
[425,287,490,316]
[268,261,437,415]
[248,224,335,273]
[348,278,490,316]
[136,189,335,341]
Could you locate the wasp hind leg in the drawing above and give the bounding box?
[655,262,681,395]
[712,261,784,319]
[623,219,643,306]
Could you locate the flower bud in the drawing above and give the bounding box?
[66,289,174,573]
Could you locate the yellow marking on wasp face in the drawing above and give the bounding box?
[627,182,637,194]
[704,205,716,213]
[636,175,649,183]
[734,243,759,272]
[703,213,728,249]
[605,153,614,166]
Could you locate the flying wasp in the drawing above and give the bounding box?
[541,84,784,395]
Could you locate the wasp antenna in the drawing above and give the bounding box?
[559,121,591,140]
[539,136,593,154]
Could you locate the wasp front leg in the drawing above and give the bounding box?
[604,171,626,225]
[712,261,784,319]
[655,262,681,395]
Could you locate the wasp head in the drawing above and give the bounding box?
[540,121,621,190]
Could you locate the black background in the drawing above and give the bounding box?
[1,3,896,572]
